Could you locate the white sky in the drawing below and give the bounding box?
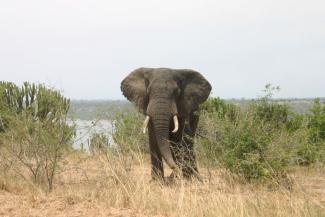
[0,0,324,99]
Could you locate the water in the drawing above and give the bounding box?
[68,119,113,150]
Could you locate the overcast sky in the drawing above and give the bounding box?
[0,0,324,99]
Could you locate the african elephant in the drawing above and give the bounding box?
[120,68,211,181]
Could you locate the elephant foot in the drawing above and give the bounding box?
[164,169,182,185]
[164,174,178,185]
[164,172,203,185]
[182,166,203,182]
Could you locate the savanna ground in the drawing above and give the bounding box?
[1,151,325,217]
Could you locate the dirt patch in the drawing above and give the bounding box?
[0,190,151,217]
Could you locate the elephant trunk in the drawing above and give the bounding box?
[146,99,178,170]
[152,115,177,169]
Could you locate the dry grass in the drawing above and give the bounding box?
[1,151,325,217]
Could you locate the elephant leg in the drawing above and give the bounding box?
[148,123,164,180]
[182,113,199,179]
[169,118,185,177]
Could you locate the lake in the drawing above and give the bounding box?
[68,119,113,150]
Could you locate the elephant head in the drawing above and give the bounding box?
[121,68,211,170]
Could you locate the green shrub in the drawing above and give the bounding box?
[89,133,110,154]
[307,98,325,142]
[296,99,325,165]
[199,97,240,122]
[0,114,73,191]
[285,112,305,133]
[0,81,73,191]
[0,83,16,132]
[296,143,319,165]
[251,99,289,127]
[197,106,294,181]
[112,107,148,153]
[196,86,300,181]
[250,85,290,128]
[0,81,70,131]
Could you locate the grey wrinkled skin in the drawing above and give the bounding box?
[120,68,212,181]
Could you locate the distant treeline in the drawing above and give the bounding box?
[69,98,325,120]
[68,100,131,120]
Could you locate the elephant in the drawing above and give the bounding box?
[120,67,211,181]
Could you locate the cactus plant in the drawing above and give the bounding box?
[0,81,70,130]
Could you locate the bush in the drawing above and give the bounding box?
[0,83,16,132]
[285,112,305,133]
[196,85,304,181]
[0,114,73,191]
[307,98,325,142]
[249,84,290,128]
[251,98,289,127]
[199,97,240,122]
[89,133,110,154]
[112,107,148,153]
[0,81,70,132]
[197,105,294,181]
[0,81,73,191]
[296,99,325,165]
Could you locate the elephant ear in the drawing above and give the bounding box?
[120,68,152,112]
[178,70,212,115]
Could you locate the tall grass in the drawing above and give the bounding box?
[0,82,324,216]
[7,151,321,217]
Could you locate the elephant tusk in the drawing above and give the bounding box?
[172,115,179,133]
[143,115,150,134]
